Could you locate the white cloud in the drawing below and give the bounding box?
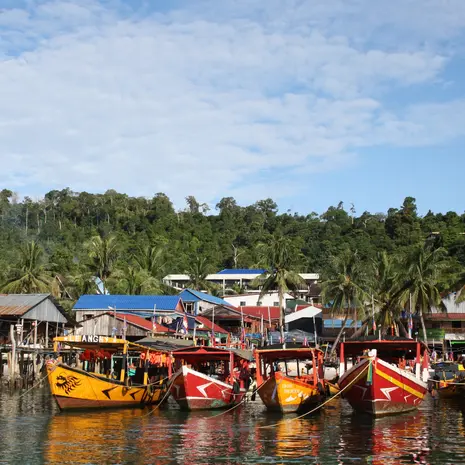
[0,0,464,207]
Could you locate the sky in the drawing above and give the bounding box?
[0,0,465,215]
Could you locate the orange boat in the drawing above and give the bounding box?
[255,343,327,413]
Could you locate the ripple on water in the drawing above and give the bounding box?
[0,388,464,464]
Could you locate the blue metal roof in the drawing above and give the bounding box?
[179,289,232,307]
[217,269,266,275]
[73,295,181,311]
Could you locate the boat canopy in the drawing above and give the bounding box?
[52,335,169,353]
[171,345,253,362]
[338,338,426,357]
[255,343,323,361]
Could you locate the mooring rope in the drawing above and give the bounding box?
[257,361,372,430]
[205,381,269,419]
[139,372,178,418]
[12,369,53,400]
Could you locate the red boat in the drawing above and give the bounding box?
[337,338,429,416]
[169,346,252,410]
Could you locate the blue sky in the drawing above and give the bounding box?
[0,0,464,215]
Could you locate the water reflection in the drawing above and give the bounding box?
[1,388,465,464]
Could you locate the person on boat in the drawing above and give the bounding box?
[239,361,251,390]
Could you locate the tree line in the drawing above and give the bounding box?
[0,188,464,331]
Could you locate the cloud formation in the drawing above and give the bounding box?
[0,0,464,208]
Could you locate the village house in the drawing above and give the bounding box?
[0,294,69,349]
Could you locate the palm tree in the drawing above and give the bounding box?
[1,241,52,293]
[134,244,166,278]
[321,250,369,355]
[112,266,162,295]
[186,256,212,291]
[393,244,451,345]
[66,267,98,299]
[85,235,119,294]
[255,236,305,345]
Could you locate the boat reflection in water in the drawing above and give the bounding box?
[336,409,430,465]
[43,409,175,465]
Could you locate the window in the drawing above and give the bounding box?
[84,314,93,320]
[185,302,194,314]
[240,301,246,306]
[273,301,279,306]
[452,321,462,329]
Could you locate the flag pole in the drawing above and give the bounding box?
[372,294,375,334]
[152,304,157,337]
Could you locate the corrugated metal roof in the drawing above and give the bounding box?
[239,306,281,320]
[179,289,233,307]
[217,269,266,275]
[0,294,49,316]
[115,313,171,333]
[74,295,181,311]
[195,315,229,334]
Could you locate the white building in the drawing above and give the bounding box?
[223,291,295,308]
[163,268,319,295]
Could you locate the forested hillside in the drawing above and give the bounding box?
[0,188,464,307]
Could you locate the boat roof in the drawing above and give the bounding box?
[339,338,425,356]
[255,343,323,360]
[171,345,253,361]
[53,335,169,353]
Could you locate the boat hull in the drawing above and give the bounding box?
[258,372,324,413]
[170,366,246,410]
[338,358,427,416]
[47,361,167,410]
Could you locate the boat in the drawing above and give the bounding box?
[337,338,429,416]
[254,343,327,413]
[169,346,253,410]
[46,335,172,410]
[429,361,465,398]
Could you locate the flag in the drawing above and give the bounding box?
[240,326,246,343]
[303,336,308,347]
[182,314,189,334]
[372,317,377,333]
[408,314,413,330]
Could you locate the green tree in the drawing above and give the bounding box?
[112,266,161,295]
[394,244,451,344]
[321,250,369,354]
[255,236,305,345]
[186,256,212,291]
[1,241,52,293]
[85,235,119,294]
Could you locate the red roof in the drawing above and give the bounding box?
[239,306,280,320]
[296,304,323,312]
[428,313,465,320]
[195,315,229,334]
[114,313,171,333]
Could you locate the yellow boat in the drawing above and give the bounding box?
[255,344,327,413]
[429,361,465,399]
[326,381,340,397]
[46,335,172,410]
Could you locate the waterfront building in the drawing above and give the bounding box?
[0,293,69,348]
[163,268,319,298]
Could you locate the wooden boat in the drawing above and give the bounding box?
[337,338,429,416]
[169,346,253,410]
[429,361,465,399]
[326,381,340,397]
[47,335,172,410]
[255,343,327,413]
